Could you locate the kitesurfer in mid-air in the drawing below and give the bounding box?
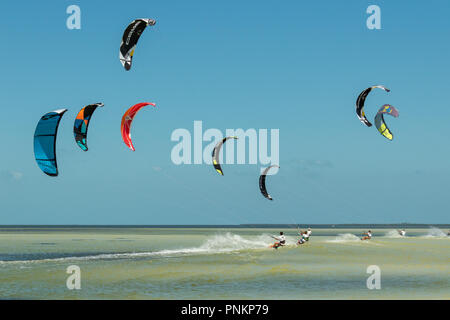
[271,232,286,249]
[361,230,372,241]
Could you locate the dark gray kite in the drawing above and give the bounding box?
[119,19,156,70]
[259,165,280,200]
[356,85,390,127]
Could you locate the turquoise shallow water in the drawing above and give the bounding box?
[0,228,448,299]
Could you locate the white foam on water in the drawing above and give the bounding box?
[201,233,270,251]
[420,227,448,238]
[326,233,362,243]
[384,230,405,238]
[0,232,279,265]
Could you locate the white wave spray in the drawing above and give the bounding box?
[326,233,361,243]
[384,230,405,238]
[420,227,448,238]
[0,232,288,265]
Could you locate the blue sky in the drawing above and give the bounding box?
[0,0,449,224]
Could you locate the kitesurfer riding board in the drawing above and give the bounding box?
[296,230,308,245]
[297,234,306,245]
[305,228,312,241]
[270,232,286,249]
[361,230,372,241]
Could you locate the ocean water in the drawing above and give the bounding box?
[0,228,448,299]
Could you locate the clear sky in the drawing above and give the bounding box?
[0,0,449,224]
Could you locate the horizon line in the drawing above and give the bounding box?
[0,223,449,229]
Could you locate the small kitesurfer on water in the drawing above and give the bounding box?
[297,231,307,245]
[305,228,312,241]
[272,232,286,249]
[361,230,372,240]
[398,229,406,237]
